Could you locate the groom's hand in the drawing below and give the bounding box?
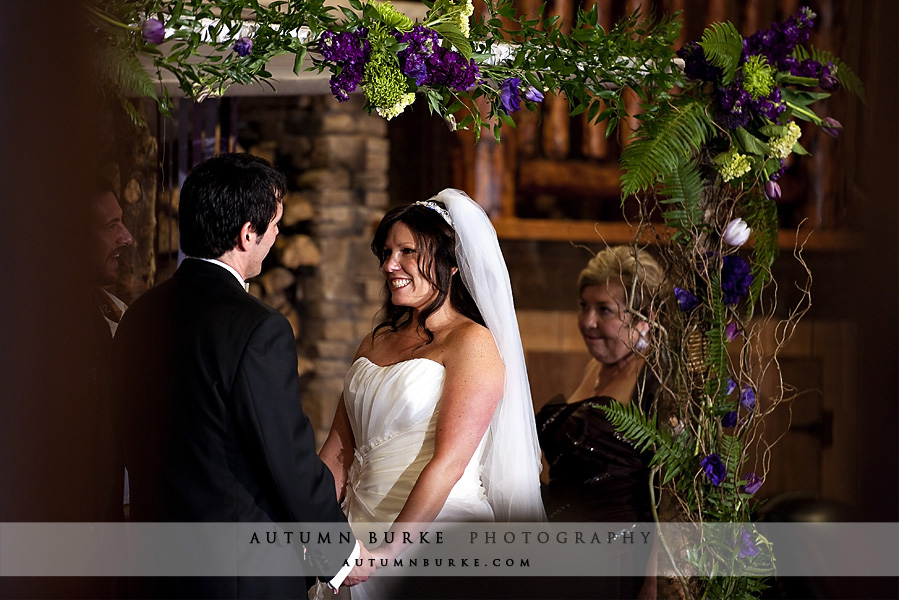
[343,543,375,586]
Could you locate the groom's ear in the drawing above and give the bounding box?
[236,221,255,251]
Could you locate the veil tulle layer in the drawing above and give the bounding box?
[435,188,546,522]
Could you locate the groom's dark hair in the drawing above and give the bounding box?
[371,202,484,345]
[179,153,286,259]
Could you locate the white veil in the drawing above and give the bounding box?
[434,189,546,522]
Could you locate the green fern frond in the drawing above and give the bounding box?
[699,21,743,84]
[717,433,745,476]
[620,99,716,196]
[744,192,779,305]
[805,47,866,102]
[658,161,705,243]
[96,44,157,100]
[703,270,729,384]
[600,401,692,485]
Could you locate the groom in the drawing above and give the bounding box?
[113,153,371,598]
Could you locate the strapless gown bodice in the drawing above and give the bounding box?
[342,357,493,525]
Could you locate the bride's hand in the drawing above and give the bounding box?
[369,544,397,564]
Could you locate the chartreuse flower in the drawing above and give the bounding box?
[364,50,407,112]
[374,2,414,32]
[767,121,802,158]
[741,55,776,99]
[376,92,417,120]
[714,148,752,182]
[452,0,475,37]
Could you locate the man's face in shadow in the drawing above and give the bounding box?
[92,191,133,286]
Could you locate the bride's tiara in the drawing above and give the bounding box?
[414,200,454,227]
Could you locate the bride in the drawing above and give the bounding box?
[318,189,545,598]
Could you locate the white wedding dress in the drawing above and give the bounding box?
[340,356,494,599]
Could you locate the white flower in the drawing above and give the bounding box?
[723,218,751,247]
[376,92,417,120]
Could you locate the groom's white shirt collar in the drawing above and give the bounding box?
[198,258,250,292]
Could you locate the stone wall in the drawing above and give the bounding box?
[238,94,391,447]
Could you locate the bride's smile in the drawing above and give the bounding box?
[381,222,441,312]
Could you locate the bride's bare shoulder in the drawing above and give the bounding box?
[443,318,501,365]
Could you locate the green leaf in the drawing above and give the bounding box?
[292,47,307,75]
[432,24,472,59]
[733,127,770,157]
[699,21,743,84]
[620,98,716,196]
[774,74,820,87]
[658,161,704,241]
[780,87,830,107]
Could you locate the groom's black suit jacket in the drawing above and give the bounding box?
[114,258,353,598]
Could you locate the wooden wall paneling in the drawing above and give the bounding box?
[704,0,729,25]
[541,0,574,159]
[660,0,686,47]
[580,0,613,159]
[617,0,652,148]
[777,0,800,21]
[816,320,858,508]
[741,0,763,36]
[806,0,834,229]
[515,0,542,159]
[518,159,620,196]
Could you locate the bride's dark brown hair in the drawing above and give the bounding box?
[370,202,484,344]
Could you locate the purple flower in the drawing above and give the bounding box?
[499,77,521,114]
[764,180,782,200]
[674,286,701,312]
[740,385,756,410]
[819,63,839,91]
[318,29,371,65]
[822,117,843,138]
[737,527,761,558]
[743,8,815,72]
[750,86,786,121]
[141,18,165,45]
[317,30,371,103]
[524,87,544,103]
[721,255,753,305]
[713,83,751,130]
[725,321,741,341]
[425,46,479,90]
[792,58,822,79]
[677,41,722,82]
[725,378,737,396]
[701,454,727,486]
[722,411,738,428]
[233,36,253,57]
[742,472,763,495]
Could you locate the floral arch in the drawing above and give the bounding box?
[89,0,866,597]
